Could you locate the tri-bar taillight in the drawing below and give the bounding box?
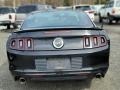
[83,36,107,48]
[9,14,12,19]
[10,38,33,50]
[10,36,107,50]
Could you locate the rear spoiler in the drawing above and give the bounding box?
[14,27,103,33]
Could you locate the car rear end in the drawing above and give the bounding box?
[7,10,110,81]
[111,0,120,19]
[0,7,15,26]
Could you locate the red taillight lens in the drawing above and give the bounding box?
[84,37,90,47]
[83,36,107,48]
[100,36,107,46]
[93,37,98,45]
[26,39,33,49]
[9,15,12,19]
[10,38,33,50]
[112,10,115,14]
[11,40,16,47]
[112,9,115,14]
[19,39,24,49]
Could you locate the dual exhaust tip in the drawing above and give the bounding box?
[95,73,103,79]
[19,77,26,84]
[18,73,103,84]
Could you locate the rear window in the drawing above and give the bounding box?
[0,7,15,14]
[17,5,37,13]
[75,6,91,11]
[116,1,120,7]
[21,11,94,30]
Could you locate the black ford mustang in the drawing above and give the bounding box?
[7,10,110,82]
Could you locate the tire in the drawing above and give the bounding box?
[13,24,18,29]
[7,25,10,29]
[115,20,119,23]
[99,14,103,23]
[107,15,113,24]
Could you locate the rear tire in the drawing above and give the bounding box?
[115,20,119,23]
[14,76,20,81]
[99,14,103,23]
[107,15,113,24]
[7,25,10,29]
[13,24,18,29]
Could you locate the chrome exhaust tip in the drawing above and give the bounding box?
[19,77,26,84]
[96,73,102,78]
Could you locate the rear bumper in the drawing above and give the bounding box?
[0,20,11,25]
[7,46,110,80]
[11,65,108,81]
[110,15,120,19]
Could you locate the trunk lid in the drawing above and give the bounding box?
[13,29,100,51]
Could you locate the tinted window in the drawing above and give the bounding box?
[0,7,15,14]
[10,8,15,13]
[75,6,91,11]
[17,5,37,13]
[21,11,94,30]
[116,1,120,7]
